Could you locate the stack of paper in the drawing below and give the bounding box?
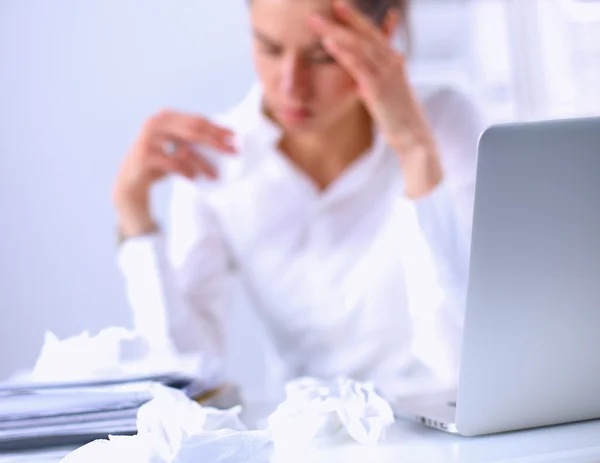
[0,374,201,452]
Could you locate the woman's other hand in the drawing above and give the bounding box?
[308,0,443,198]
[113,110,236,237]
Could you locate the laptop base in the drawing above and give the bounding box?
[393,390,459,434]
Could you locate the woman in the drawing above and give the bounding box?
[113,0,484,400]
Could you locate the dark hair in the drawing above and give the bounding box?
[356,0,411,51]
[248,0,411,48]
[248,0,410,27]
[354,0,409,25]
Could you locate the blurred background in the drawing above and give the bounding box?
[1,0,599,399]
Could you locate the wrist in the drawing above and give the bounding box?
[403,156,444,199]
[118,213,158,239]
[117,205,157,237]
[390,135,444,199]
[114,192,157,238]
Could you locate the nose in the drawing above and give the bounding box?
[280,55,311,102]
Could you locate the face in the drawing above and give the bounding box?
[250,0,362,133]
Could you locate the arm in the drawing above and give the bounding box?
[112,108,236,363]
[399,89,485,386]
[117,177,233,361]
[412,89,485,298]
[307,3,484,387]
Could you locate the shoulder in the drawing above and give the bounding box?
[211,83,263,137]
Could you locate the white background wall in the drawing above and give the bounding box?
[0,0,262,382]
[0,0,473,397]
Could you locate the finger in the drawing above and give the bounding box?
[310,16,378,76]
[321,2,393,66]
[333,4,394,65]
[147,149,197,180]
[152,111,236,154]
[178,145,218,180]
[322,37,374,83]
[170,117,236,154]
[145,134,219,180]
[142,139,207,180]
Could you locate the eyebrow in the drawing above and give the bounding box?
[252,29,326,52]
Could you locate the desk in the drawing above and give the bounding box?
[299,419,600,462]
[1,417,599,463]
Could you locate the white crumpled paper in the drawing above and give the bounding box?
[60,385,273,463]
[19,328,395,460]
[29,328,145,382]
[267,377,395,449]
[16,327,220,387]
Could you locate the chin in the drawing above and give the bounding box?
[279,109,348,134]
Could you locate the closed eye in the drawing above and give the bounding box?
[252,29,337,65]
[309,52,337,65]
[259,44,283,57]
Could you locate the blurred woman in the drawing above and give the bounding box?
[113,0,484,400]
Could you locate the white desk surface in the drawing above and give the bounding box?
[1,418,599,463]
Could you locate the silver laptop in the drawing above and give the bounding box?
[393,116,600,436]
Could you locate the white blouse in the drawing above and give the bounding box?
[117,82,485,400]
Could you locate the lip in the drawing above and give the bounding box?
[278,107,312,123]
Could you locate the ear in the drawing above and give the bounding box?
[381,8,401,41]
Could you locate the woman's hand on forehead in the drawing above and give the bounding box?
[307,0,411,139]
[308,0,444,198]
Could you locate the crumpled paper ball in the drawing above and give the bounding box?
[60,385,272,463]
[30,328,141,382]
[22,328,219,387]
[267,377,395,450]
[60,434,158,463]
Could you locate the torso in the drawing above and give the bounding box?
[194,82,480,393]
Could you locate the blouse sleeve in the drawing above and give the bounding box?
[117,177,234,361]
